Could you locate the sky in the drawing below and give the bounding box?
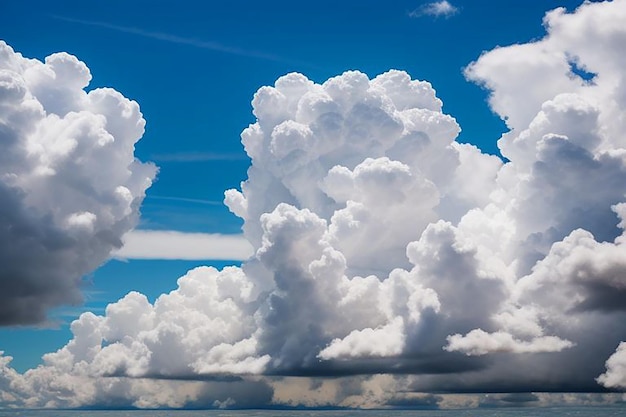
[1,0,626,410]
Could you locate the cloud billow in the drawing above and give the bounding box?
[0,42,156,325]
[2,0,626,409]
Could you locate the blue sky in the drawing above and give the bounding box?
[2,0,626,409]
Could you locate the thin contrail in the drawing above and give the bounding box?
[52,15,300,65]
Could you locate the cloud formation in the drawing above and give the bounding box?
[0,41,156,325]
[113,230,253,261]
[409,1,459,18]
[2,0,626,409]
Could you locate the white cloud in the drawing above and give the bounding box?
[113,229,254,261]
[597,342,626,388]
[409,1,459,19]
[318,317,406,359]
[444,329,574,356]
[0,41,156,326]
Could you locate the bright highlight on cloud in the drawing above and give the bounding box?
[2,0,626,409]
[409,1,459,18]
[0,41,156,325]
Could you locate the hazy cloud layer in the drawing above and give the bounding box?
[2,0,626,409]
[114,230,253,260]
[0,41,156,325]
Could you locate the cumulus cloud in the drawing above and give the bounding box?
[113,230,253,260]
[0,41,156,325]
[3,0,626,409]
[444,329,574,356]
[318,317,406,360]
[597,343,626,389]
[409,1,459,19]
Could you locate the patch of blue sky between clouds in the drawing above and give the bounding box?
[146,195,224,206]
[149,151,249,162]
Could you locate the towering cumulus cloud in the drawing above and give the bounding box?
[1,0,626,409]
[0,42,156,325]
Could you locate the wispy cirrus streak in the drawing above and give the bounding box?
[52,15,291,64]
